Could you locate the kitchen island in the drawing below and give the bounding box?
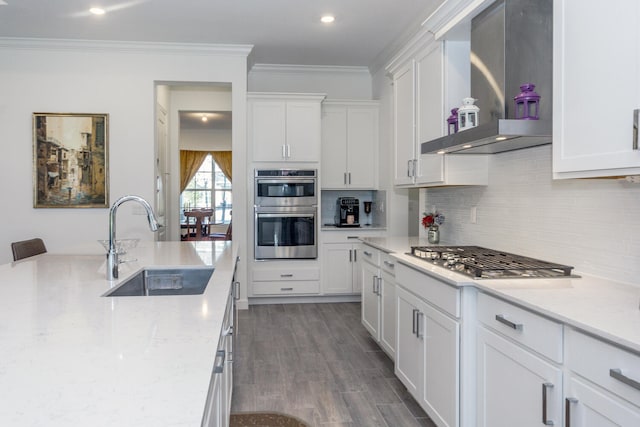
[0,240,237,426]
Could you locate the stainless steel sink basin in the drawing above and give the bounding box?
[103,267,214,297]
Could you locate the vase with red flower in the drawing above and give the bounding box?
[422,212,445,244]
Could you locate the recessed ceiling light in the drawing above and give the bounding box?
[90,7,106,15]
[201,116,208,122]
[463,144,472,149]
[437,150,446,154]
[321,15,335,24]
[495,136,507,141]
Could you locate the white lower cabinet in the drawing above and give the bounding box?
[476,326,562,427]
[476,292,563,427]
[360,246,396,359]
[564,328,640,426]
[251,265,320,296]
[321,242,361,294]
[203,276,236,427]
[395,264,460,427]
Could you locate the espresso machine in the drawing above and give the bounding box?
[335,197,360,227]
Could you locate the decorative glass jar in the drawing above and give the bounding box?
[427,225,440,244]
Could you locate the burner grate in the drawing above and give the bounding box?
[408,246,577,279]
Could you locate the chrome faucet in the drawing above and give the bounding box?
[106,195,159,280]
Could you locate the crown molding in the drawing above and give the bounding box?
[0,37,253,56]
[250,63,370,75]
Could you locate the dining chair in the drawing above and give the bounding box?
[11,238,47,261]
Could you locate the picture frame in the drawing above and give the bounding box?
[33,113,109,208]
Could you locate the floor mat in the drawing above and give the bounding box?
[230,412,309,427]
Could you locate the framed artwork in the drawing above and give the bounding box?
[33,113,109,208]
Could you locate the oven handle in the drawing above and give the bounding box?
[256,178,316,184]
[256,213,315,219]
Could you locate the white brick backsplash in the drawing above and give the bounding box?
[423,145,640,285]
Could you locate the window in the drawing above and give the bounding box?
[181,154,232,224]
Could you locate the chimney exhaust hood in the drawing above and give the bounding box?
[421,0,553,155]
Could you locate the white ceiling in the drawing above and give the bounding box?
[0,0,444,68]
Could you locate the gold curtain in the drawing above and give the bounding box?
[210,151,232,182]
[179,150,209,193]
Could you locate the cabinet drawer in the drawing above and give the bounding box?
[477,292,563,363]
[252,268,320,282]
[360,245,381,267]
[396,263,459,318]
[567,328,640,407]
[380,252,396,276]
[252,281,320,295]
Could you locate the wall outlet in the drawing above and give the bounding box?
[470,206,477,224]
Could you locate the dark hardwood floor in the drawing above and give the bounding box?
[231,302,437,427]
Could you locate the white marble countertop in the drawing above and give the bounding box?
[361,237,640,354]
[0,240,237,426]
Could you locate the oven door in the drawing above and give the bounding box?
[254,206,317,260]
[254,178,316,207]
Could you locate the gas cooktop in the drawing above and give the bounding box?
[407,246,579,279]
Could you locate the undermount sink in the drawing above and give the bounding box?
[103,267,214,297]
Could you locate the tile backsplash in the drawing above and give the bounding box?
[422,145,640,285]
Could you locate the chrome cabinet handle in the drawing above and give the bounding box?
[412,308,418,335]
[344,172,347,185]
[372,275,379,295]
[214,349,226,373]
[495,314,523,330]
[281,144,286,159]
[363,250,372,257]
[349,249,352,262]
[376,277,382,296]
[233,281,240,300]
[413,159,418,177]
[407,159,412,177]
[280,274,293,278]
[565,398,578,427]
[383,260,395,268]
[633,109,638,150]
[280,287,293,291]
[610,368,640,391]
[353,249,357,262]
[286,144,291,158]
[223,325,233,336]
[542,382,554,426]
[416,311,423,338]
[348,172,351,184]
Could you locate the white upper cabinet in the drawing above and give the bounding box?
[321,101,379,189]
[248,93,325,163]
[553,0,640,178]
[388,37,488,187]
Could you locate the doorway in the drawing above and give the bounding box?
[154,82,232,241]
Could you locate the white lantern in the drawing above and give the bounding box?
[457,97,480,131]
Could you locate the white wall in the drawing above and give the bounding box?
[179,129,232,151]
[0,38,250,295]
[422,145,640,285]
[248,64,372,99]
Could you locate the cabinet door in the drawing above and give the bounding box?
[421,303,459,427]
[321,243,354,294]
[395,286,423,398]
[476,326,562,427]
[553,0,640,178]
[415,42,446,185]
[361,260,380,338]
[565,375,640,427]
[321,106,348,188]
[379,271,396,360]
[393,60,417,185]
[347,106,377,189]
[286,101,321,162]
[250,100,286,162]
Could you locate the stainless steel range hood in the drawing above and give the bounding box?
[421,0,553,155]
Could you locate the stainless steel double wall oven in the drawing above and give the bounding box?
[254,169,317,260]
